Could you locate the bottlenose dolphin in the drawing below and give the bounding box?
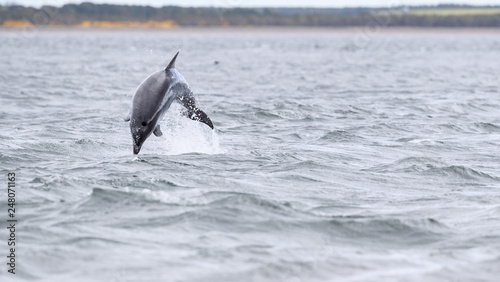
[124,52,214,154]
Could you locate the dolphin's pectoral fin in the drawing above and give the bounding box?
[124,112,131,122]
[185,107,214,129]
[153,125,163,137]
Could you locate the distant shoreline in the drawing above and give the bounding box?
[2,4,499,28]
[1,26,500,34]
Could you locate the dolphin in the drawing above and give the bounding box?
[124,51,214,154]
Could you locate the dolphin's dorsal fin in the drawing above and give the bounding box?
[165,51,179,70]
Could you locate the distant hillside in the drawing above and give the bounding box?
[1,3,500,28]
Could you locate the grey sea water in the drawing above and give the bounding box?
[1,28,500,281]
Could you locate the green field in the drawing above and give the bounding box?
[409,8,500,16]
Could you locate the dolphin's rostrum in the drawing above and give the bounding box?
[124,52,214,154]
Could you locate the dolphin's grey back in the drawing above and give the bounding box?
[131,69,182,125]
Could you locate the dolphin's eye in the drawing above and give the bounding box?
[141,121,147,126]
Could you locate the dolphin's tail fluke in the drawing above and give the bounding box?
[165,51,180,70]
[176,87,214,129]
[185,107,214,129]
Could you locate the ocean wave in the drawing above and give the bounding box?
[427,165,499,181]
[319,130,363,142]
[80,188,448,245]
[472,122,500,133]
[367,157,446,173]
[367,157,498,181]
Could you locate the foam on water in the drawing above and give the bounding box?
[139,188,212,206]
[145,103,223,155]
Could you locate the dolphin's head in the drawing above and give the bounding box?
[130,119,154,155]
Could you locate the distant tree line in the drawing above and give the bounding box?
[1,3,499,27]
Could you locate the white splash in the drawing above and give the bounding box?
[148,103,223,155]
[139,188,211,206]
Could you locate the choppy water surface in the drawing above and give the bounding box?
[1,28,500,281]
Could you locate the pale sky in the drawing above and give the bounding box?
[2,0,500,8]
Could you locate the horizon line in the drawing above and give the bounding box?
[2,2,500,9]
